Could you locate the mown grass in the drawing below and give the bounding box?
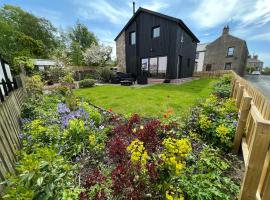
[74,78,217,118]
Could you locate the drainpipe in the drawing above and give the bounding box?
[133,2,135,15]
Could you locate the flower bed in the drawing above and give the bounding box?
[1,75,243,200]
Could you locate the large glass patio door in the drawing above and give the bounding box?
[141,56,167,78]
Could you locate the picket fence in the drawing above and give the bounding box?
[194,70,270,200]
[0,77,25,191]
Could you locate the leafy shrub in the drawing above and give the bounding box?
[2,147,80,200]
[25,75,43,96]
[43,67,67,84]
[79,79,96,88]
[213,74,232,98]
[97,67,114,83]
[177,146,239,200]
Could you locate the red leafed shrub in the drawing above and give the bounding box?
[79,192,89,200]
[112,123,130,137]
[111,163,145,199]
[128,114,140,125]
[137,120,161,152]
[107,137,127,163]
[83,169,105,188]
[146,162,159,182]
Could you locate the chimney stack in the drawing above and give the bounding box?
[133,2,135,15]
[223,25,229,35]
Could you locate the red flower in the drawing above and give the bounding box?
[163,114,168,119]
[108,108,113,112]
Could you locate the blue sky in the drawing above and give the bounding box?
[1,0,270,66]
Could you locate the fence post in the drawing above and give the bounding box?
[239,121,270,200]
[236,85,244,109]
[1,79,8,96]
[0,88,4,102]
[12,77,18,90]
[233,95,252,153]
[233,81,239,98]
[6,78,13,92]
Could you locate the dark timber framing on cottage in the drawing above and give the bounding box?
[115,7,199,80]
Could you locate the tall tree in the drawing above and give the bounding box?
[0,5,58,56]
[69,21,97,51]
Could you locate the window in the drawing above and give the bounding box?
[130,31,136,45]
[152,26,160,38]
[194,62,198,72]
[227,47,234,56]
[206,64,212,71]
[158,56,167,77]
[196,52,199,59]
[141,58,149,71]
[224,62,232,70]
[180,32,184,43]
[143,56,167,78]
[149,57,158,76]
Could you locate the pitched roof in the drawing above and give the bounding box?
[114,7,200,43]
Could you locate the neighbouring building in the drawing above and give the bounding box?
[115,7,199,80]
[247,55,263,71]
[195,43,208,72]
[203,26,249,76]
[33,59,56,71]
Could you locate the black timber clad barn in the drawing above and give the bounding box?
[115,7,200,79]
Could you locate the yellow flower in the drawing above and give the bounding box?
[216,124,229,143]
[89,133,96,146]
[199,114,211,130]
[127,139,149,171]
[161,138,192,174]
[140,125,144,130]
[132,128,137,133]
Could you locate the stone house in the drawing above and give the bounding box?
[203,26,249,76]
[247,55,263,72]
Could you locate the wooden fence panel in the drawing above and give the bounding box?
[194,70,270,200]
[0,88,25,190]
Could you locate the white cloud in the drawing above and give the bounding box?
[191,0,270,29]
[75,0,131,25]
[249,32,270,41]
[141,1,169,12]
[190,0,238,28]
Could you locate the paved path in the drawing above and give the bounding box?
[244,75,270,99]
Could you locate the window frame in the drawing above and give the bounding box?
[227,47,234,57]
[129,31,136,45]
[224,62,232,70]
[152,26,160,38]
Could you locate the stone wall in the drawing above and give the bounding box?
[116,32,126,72]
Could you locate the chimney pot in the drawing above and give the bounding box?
[223,25,229,35]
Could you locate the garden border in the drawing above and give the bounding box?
[194,70,270,200]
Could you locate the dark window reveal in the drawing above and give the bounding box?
[152,26,160,38]
[225,62,232,70]
[130,31,136,45]
[206,64,212,71]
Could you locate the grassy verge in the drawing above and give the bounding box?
[74,78,217,118]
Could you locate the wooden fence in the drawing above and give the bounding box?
[0,77,25,191]
[194,70,270,200]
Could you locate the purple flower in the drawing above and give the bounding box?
[57,103,70,114]
[59,108,89,129]
[233,121,238,127]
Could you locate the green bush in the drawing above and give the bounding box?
[213,74,232,98]
[43,67,68,84]
[25,75,44,96]
[97,67,114,83]
[79,79,96,88]
[2,147,80,200]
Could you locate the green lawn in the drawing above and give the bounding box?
[74,78,217,118]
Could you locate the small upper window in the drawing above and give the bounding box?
[130,31,136,45]
[196,52,199,59]
[152,26,160,38]
[227,47,234,56]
